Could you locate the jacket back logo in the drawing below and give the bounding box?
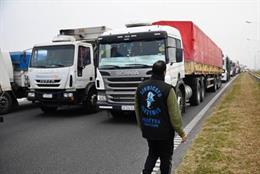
[146,92,155,109]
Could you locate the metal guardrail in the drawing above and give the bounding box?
[248,71,260,82]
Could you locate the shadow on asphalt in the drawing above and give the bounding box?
[37,106,99,118]
[100,112,137,125]
[10,103,37,114]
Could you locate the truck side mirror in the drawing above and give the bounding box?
[176,48,183,62]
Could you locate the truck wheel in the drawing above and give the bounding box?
[85,89,98,113]
[40,106,57,113]
[176,89,185,113]
[0,92,12,115]
[217,78,222,89]
[190,78,201,106]
[200,79,205,102]
[211,78,217,92]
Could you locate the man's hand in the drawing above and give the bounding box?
[181,133,187,143]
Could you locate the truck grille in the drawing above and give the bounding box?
[35,79,61,88]
[107,77,147,82]
[108,83,138,88]
[37,84,60,87]
[108,94,134,103]
[104,77,150,104]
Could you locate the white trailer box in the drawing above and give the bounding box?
[0,51,13,92]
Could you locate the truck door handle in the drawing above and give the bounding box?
[90,77,93,81]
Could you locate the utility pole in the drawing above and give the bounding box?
[245,20,260,70]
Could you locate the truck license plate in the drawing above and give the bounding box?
[121,105,135,111]
[42,93,53,99]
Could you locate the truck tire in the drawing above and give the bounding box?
[0,92,12,115]
[176,89,185,113]
[200,78,205,102]
[190,78,201,106]
[210,78,217,92]
[40,106,57,113]
[85,88,98,113]
[217,77,222,89]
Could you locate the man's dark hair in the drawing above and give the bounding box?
[152,60,166,76]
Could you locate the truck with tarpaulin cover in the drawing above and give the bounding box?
[95,21,223,118]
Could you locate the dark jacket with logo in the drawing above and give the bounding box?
[135,74,184,140]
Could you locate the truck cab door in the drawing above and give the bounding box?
[166,37,185,87]
[75,44,95,89]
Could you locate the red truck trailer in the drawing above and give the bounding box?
[153,21,223,74]
[96,21,224,116]
[153,21,224,108]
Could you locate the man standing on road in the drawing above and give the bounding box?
[135,60,187,174]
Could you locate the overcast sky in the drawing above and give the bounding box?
[0,0,259,69]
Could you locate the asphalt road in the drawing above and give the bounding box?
[0,83,229,174]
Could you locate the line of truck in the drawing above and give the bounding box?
[0,20,241,116]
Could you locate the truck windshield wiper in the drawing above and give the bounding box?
[99,65,121,69]
[52,64,65,67]
[32,65,48,68]
[124,64,151,68]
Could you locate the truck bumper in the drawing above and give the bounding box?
[27,90,78,106]
[97,101,135,111]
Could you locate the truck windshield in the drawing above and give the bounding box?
[30,45,74,68]
[98,39,165,69]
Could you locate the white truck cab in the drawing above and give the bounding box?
[28,26,109,113]
[221,56,231,82]
[95,24,187,117]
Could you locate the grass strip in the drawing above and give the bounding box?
[253,71,260,77]
[175,73,260,174]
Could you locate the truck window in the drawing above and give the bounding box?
[77,46,91,77]
[98,39,165,69]
[78,46,91,67]
[176,39,181,48]
[167,37,177,63]
[31,45,74,68]
[168,37,176,47]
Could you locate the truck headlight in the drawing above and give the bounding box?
[64,93,73,98]
[28,92,35,98]
[97,94,107,101]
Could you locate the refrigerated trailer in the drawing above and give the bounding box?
[27,26,110,113]
[95,21,223,118]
